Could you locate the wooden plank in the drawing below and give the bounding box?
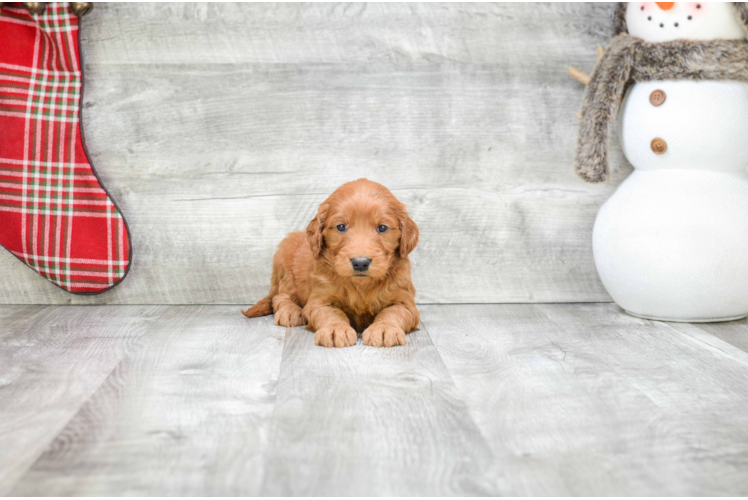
[423,303,748,496]
[260,327,504,496]
[0,3,625,305]
[0,305,165,495]
[0,64,617,305]
[658,321,748,368]
[10,307,285,496]
[79,3,615,65]
[682,318,748,354]
[6,303,748,495]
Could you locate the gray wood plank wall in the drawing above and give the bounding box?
[0,3,629,305]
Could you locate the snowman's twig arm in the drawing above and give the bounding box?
[568,66,590,85]
[568,46,605,86]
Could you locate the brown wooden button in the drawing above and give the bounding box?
[651,138,667,155]
[649,89,666,106]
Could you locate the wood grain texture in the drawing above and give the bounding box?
[260,327,504,496]
[423,303,748,496]
[0,2,629,305]
[10,307,284,496]
[4,304,748,494]
[74,3,616,65]
[684,318,748,354]
[0,305,165,495]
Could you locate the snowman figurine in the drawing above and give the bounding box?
[574,2,748,322]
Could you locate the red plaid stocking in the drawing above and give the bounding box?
[0,3,131,294]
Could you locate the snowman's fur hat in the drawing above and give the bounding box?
[575,3,748,183]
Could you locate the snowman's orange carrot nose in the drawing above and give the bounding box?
[655,2,675,10]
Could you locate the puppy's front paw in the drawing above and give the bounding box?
[362,323,406,348]
[274,306,307,327]
[314,324,357,348]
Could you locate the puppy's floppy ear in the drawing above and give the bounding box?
[306,202,328,258]
[398,207,419,258]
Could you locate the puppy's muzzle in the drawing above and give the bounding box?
[351,257,371,273]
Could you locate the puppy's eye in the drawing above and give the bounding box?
[377,225,388,233]
[336,224,347,232]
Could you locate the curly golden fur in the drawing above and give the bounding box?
[243,179,420,348]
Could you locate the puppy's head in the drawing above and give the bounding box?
[306,179,418,281]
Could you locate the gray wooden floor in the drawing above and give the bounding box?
[3,304,748,495]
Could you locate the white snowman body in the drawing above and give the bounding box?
[593,2,748,321]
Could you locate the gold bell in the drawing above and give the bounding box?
[23,2,46,14]
[69,2,92,17]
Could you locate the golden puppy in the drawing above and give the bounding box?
[243,178,420,348]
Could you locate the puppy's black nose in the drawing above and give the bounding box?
[351,257,371,272]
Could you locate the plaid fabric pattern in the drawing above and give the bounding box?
[0,3,131,294]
